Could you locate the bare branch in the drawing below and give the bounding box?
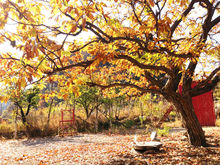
[131,1,142,25]
[193,67,220,90]
[182,61,198,91]
[9,17,83,37]
[210,15,220,30]
[190,73,220,97]
[8,0,29,21]
[45,60,94,76]
[0,54,19,61]
[198,0,218,42]
[87,82,161,94]
[144,70,164,88]
[171,0,196,36]
[116,54,174,76]
[86,22,112,41]
[70,39,99,53]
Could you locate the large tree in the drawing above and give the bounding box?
[0,0,219,146]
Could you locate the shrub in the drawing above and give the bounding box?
[216,119,220,127]
[0,122,14,136]
[124,120,135,128]
[157,126,170,137]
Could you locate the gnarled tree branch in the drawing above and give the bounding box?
[87,82,162,94]
[116,54,174,77]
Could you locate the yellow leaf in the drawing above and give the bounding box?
[29,28,36,37]
[4,96,9,103]
[168,0,173,4]
[182,15,186,22]
[21,77,27,88]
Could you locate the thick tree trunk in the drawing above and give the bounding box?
[169,93,207,146]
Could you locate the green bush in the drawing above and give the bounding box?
[157,126,170,137]
[124,120,135,128]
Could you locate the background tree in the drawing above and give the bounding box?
[76,86,102,120]
[9,87,40,137]
[0,0,219,146]
[101,94,128,129]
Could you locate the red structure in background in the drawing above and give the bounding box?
[156,106,173,128]
[59,109,76,136]
[179,83,216,126]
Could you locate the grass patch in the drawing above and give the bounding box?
[216,119,220,127]
[162,119,183,128]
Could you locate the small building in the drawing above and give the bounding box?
[192,90,216,126]
[179,83,216,126]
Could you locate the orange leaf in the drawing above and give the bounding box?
[63,94,68,100]
[149,0,155,6]
[70,24,77,33]
[82,17,86,28]
[75,8,79,16]
[27,73,33,83]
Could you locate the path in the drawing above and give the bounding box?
[0,127,219,164]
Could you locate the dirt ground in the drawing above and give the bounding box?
[0,127,219,165]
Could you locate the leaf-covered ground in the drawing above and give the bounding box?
[0,127,219,165]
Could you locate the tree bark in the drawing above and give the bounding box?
[13,107,18,139]
[15,102,31,137]
[44,98,54,135]
[109,104,112,129]
[168,92,207,146]
[95,107,98,133]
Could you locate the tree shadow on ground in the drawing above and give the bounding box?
[20,135,89,146]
